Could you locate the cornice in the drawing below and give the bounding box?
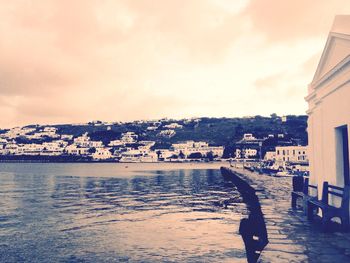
[310,55,350,90]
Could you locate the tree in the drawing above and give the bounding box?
[178,151,186,159]
[188,152,202,159]
[88,147,96,154]
[206,151,214,161]
[270,113,278,119]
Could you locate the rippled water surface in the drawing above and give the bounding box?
[0,163,247,262]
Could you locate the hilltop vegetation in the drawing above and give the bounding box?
[2,114,308,150]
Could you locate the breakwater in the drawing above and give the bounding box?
[221,167,268,262]
[223,166,350,263]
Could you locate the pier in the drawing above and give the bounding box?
[222,167,350,263]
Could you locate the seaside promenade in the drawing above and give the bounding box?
[227,167,350,263]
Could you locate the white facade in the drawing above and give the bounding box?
[61,134,74,141]
[306,16,350,190]
[74,133,91,147]
[275,146,308,163]
[158,129,176,138]
[235,148,258,159]
[172,141,224,158]
[264,151,276,160]
[121,132,138,143]
[65,145,90,156]
[92,148,113,160]
[243,134,256,141]
[164,123,183,129]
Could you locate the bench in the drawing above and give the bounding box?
[307,182,350,231]
[291,177,318,213]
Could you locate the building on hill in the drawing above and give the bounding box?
[121,132,138,143]
[235,133,263,159]
[306,16,350,196]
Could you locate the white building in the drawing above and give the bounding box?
[119,149,158,162]
[61,134,74,141]
[306,16,350,190]
[74,133,91,147]
[2,127,36,139]
[121,132,138,143]
[264,151,276,161]
[92,148,113,160]
[171,141,224,158]
[164,123,183,129]
[235,148,258,159]
[20,144,44,155]
[155,149,177,160]
[158,129,176,138]
[243,133,256,141]
[108,140,124,146]
[89,141,104,148]
[275,146,308,163]
[65,145,90,156]
[139,141,156,149]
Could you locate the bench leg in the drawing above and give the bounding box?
[302,201,308,215]
[291,194,297,209]
[307,202,315,221]
[341,215,350,232]
[321,214,331,232]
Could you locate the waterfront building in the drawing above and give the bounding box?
[155,149,177,161]
[306,16,350,192]
[65,145,90,156]
[92,148,113,160]
[119,149,157,162]
[171,141,224,158]
[19,143,44,155]
[275,146,308,163]
[264,151,276,161]
[235,148,258,159]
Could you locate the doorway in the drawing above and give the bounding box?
[336,125,349,185]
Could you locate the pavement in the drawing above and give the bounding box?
[227,167,350,263]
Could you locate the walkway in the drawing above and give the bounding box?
[227,167,350,263]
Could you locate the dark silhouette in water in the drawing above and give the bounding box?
[221,167,268,263]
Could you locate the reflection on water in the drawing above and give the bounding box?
[0,163,247,262]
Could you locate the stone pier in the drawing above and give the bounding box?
[224,167,350,263]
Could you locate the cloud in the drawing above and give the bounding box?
[244,0,350,42]
[0,0,346,128]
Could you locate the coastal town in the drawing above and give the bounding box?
[0,116,309,176]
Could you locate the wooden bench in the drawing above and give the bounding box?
[307,182,350,231]
[291,177,318,213]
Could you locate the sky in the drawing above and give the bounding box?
[1,0,350,128]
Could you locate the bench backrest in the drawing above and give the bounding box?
[302,177,317,195]
[321,182,350,211]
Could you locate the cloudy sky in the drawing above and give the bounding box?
[1,0,350,128]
